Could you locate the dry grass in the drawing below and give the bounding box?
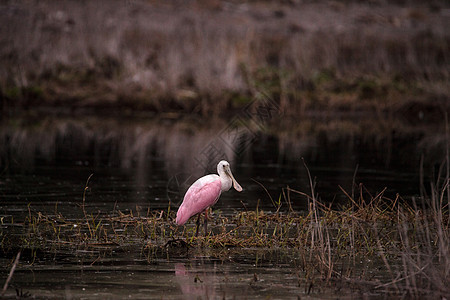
[0,1,448,115]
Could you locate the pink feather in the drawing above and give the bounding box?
[176,178,222,225]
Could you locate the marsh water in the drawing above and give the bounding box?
[0,113,447,298]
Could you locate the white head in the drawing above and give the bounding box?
[217,160,243,192]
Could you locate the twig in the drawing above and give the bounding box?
[352,164,359,200]
[82,173,94,237]
[445,112,449,216]
[2,250,21,296]
[251,178,277,209]
[339,185,360,209]
[286,187,329,211]
[374,263,430,289]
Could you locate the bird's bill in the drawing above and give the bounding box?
[226,167,243,192]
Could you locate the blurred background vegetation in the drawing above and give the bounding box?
[0,0,448,118]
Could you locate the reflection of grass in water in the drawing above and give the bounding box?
[1,115,447,178]
[2,172,448,298]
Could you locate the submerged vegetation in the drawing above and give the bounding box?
[2,166,449,298]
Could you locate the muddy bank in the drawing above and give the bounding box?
[0,0,449,117]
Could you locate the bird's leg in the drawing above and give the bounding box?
[195,214,201,237]
[204,209,208,237]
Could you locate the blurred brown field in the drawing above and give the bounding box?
[0,0,448,116]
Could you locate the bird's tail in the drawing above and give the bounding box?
[175,205,188,225]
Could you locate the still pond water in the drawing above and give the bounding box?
[0,113,446,298]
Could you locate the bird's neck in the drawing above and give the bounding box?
[219,174,232,192]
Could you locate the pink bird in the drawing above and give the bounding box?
[176,160,243,236]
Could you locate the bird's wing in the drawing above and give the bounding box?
[176,176,222,224]
[184,177,222,215]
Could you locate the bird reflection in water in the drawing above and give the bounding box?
[174,263,216,299]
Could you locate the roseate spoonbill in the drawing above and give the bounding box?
[176,160,242,236]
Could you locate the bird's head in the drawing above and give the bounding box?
[217,160,242,192]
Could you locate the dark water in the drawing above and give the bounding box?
[0,246,388,299]
[1,114,445,218]
[0,114,447,298]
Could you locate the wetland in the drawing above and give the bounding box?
[0,0,449,298]
[1,113,449,299]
